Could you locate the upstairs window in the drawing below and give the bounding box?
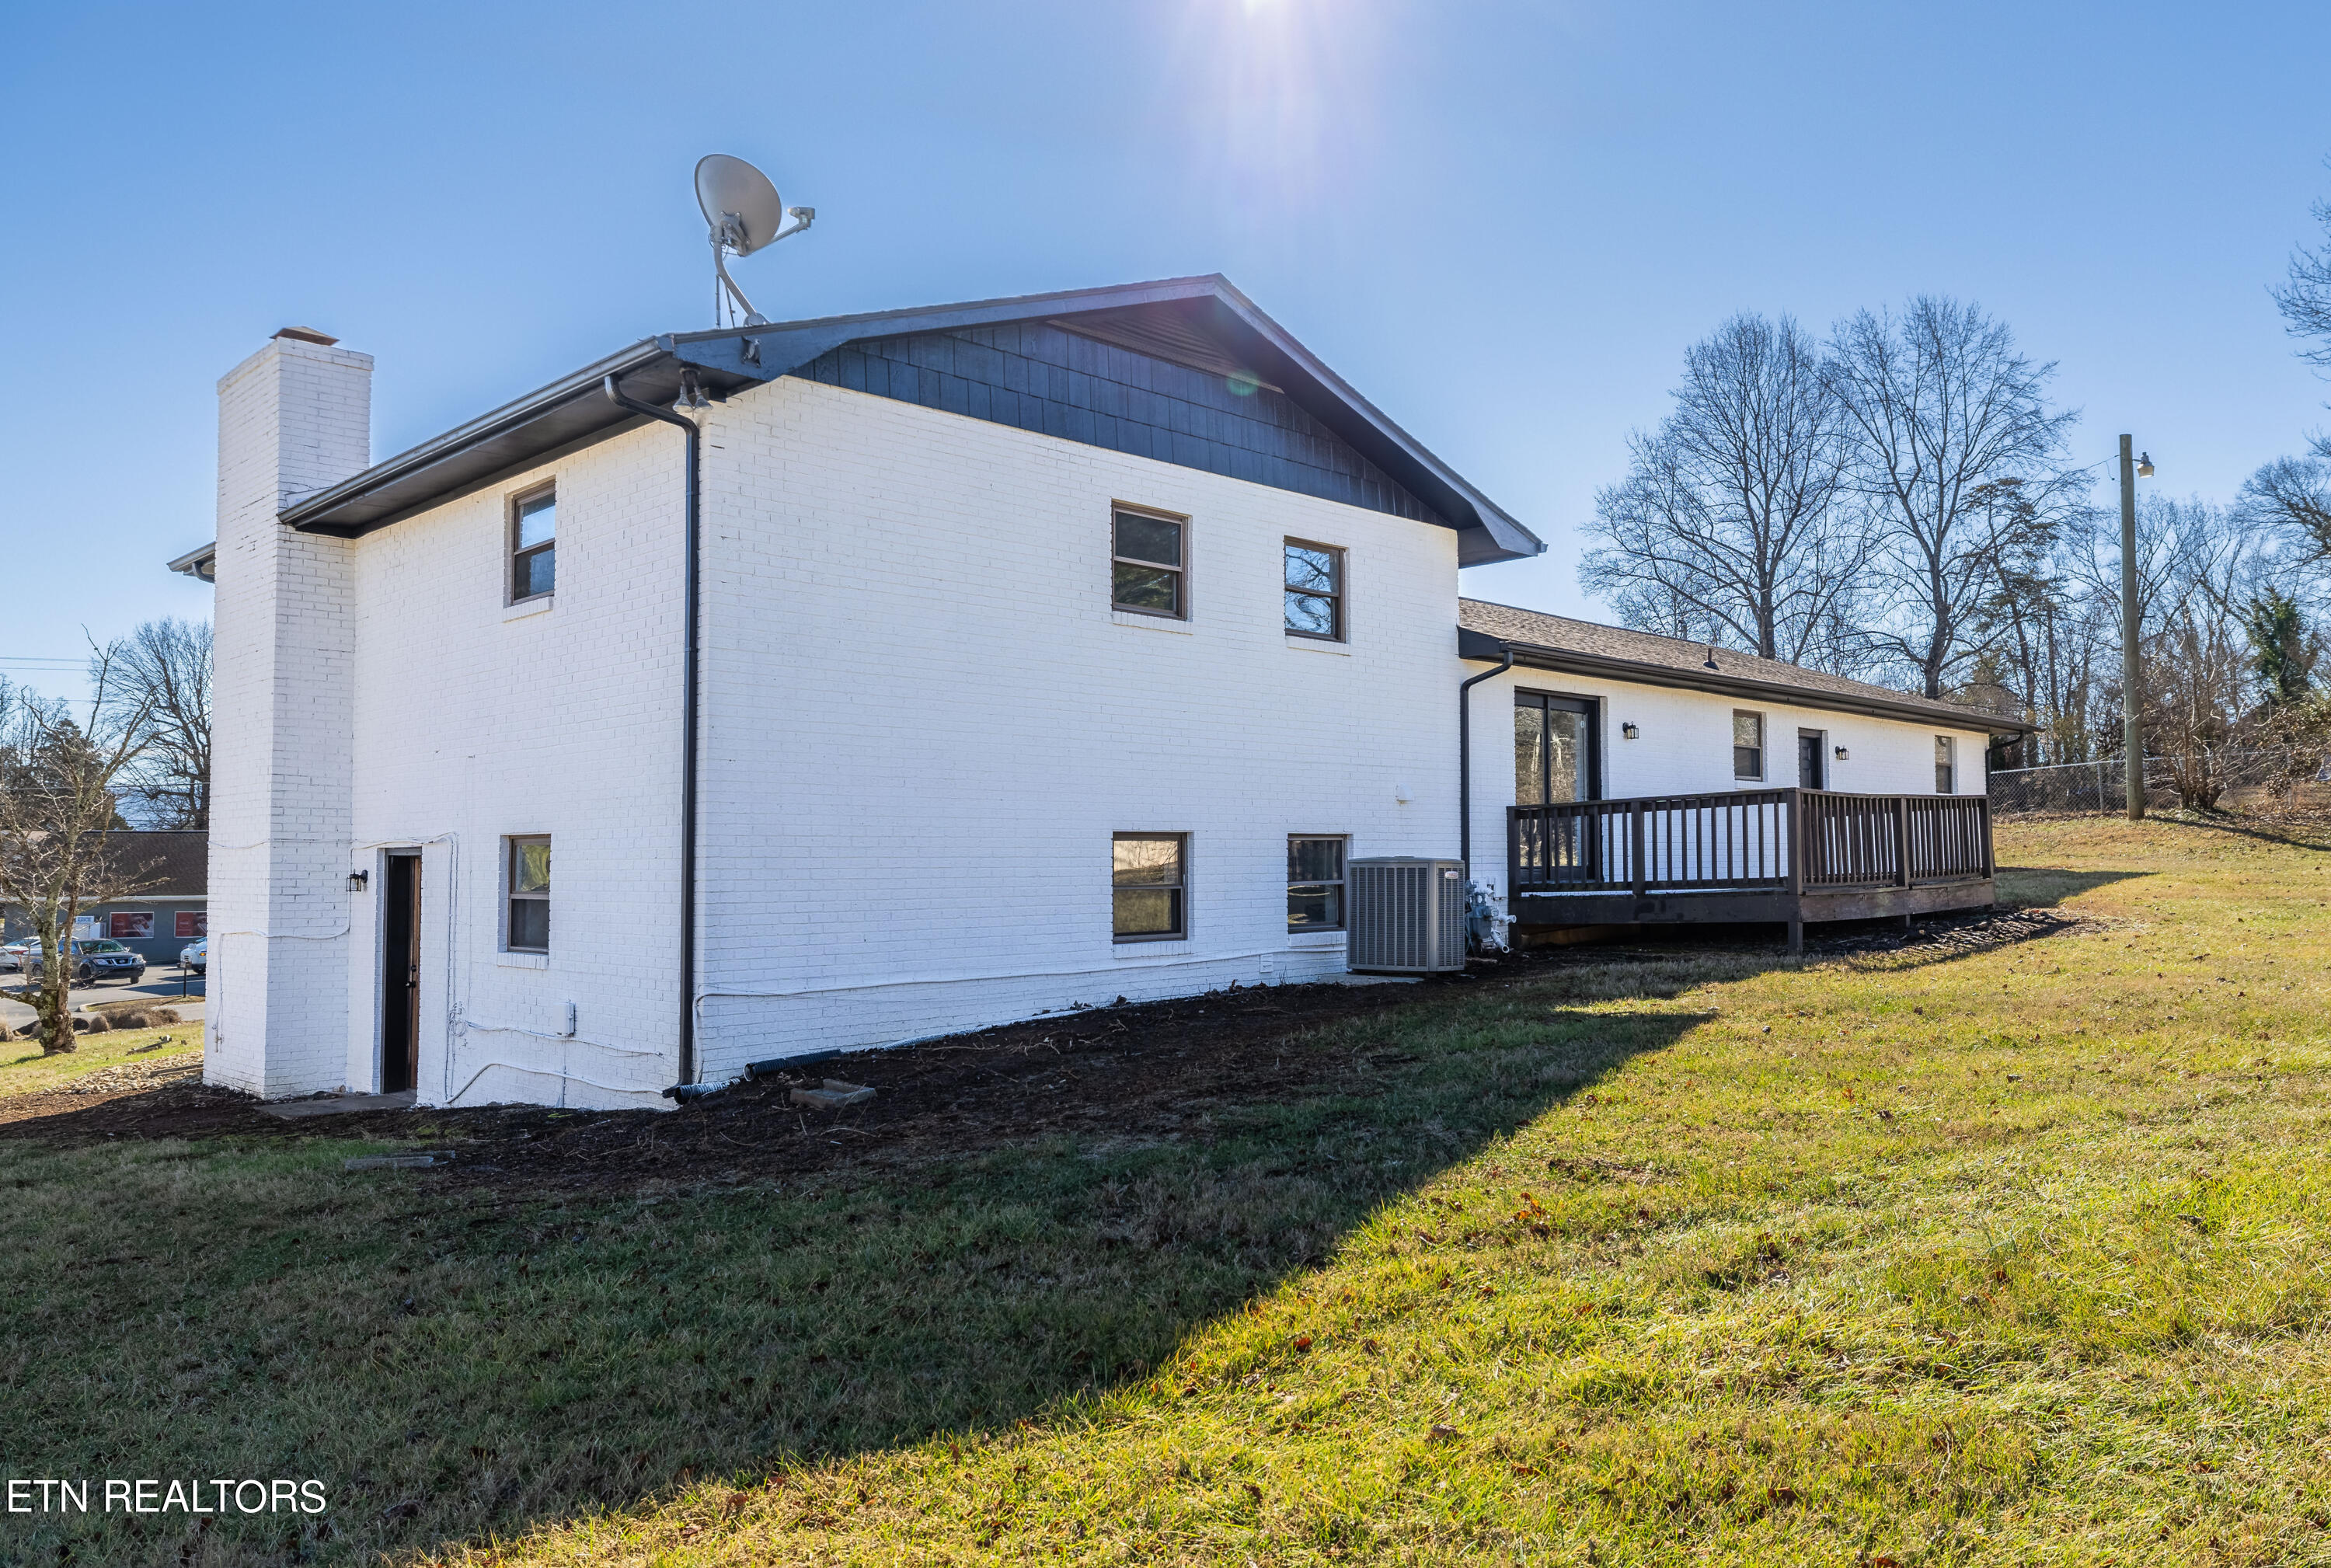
[1733,710,1765,780]
[1283,541,1343,639]
[1113,833,1186,941]
[1112,508,1186,618]
[511,488,556,603]
[507,836,551,952]
[1287,836,1347,931]
[1935,735,1956,794]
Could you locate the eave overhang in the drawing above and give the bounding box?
[1459,627,2039,737]
[275,276,1541,564]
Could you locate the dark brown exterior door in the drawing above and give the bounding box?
[1797,731,1826,790]
[381,855,421,1093]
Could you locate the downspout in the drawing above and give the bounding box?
[1457,646,1514,878]
[603,374,700,1091]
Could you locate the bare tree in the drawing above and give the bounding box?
[1826,297,2082,698]
[2081,496,2277,808]
[2238,454,2331,571]
[1582,313,1873,668]
[1974,552,2113,765]
[0,664,155,1054]
[92,618,212,830]
[2273,179,2331,374]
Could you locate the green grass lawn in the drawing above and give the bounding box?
[2,814,2328,1566]
[0,1019,201,1096]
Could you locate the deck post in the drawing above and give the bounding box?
[1629,801,1646,900]
[1894,796,1911,888]
[1786,788,1806,954]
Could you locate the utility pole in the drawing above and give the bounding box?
[2119,434,2144,821]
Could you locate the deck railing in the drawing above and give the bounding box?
[1510,788,1991,897]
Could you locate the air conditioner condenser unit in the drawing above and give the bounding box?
[1347,857,1467,974]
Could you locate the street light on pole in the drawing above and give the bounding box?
[2119,435,2154,821]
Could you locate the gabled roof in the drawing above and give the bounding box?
[99,831,209,898]
[1458,600,2036,734]
[270,276,1540,566]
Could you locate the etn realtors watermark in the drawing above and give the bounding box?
[7,1479,327,1515]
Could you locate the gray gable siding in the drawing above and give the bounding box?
[793,321,1448,527]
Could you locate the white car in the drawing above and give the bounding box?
[181,937,207,974]
[0,938,33,972]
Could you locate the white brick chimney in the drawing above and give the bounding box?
[205,329,371,1098]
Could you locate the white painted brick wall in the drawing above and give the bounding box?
[206,338,372,1098]
[244,368,1466,1110]
[688,378,1462,1084]
[340,422,686,1110]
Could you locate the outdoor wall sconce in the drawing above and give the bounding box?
[1622,722,1640,740]
[347,869,368,893]
[1833,746,1850,761]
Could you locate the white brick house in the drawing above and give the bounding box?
[177,280,2025,1110]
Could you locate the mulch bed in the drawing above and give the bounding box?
[0,905,2093,1191]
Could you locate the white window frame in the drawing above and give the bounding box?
[1935,735,1956,794]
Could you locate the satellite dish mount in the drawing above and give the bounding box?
[694,154,814,329]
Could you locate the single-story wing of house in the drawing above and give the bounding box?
[170,277,2028,1110]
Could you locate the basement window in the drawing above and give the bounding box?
[1113,833,1186,942]
[1287,836,1347,931]
[1733,710,1765,781]
[510,487,556,604]
[1112,508,1186,618]
[506,836,551,952]
[1935,735,1956,794]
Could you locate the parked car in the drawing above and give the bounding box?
[24,939,147,985]
[0,938,35,972]
[180,937,207,974]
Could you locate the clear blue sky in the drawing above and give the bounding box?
[3,0,2326,702]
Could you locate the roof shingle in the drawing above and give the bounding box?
[1458,599,2031,733]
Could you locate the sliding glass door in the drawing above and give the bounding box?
[1514,692,1598,880]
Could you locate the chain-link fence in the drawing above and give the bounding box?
[1988,747,2329,815]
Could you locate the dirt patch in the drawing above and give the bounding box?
[0,905,2093,1189]
[1806,904,2102,957]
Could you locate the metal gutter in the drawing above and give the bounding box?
[279,339,673,535]
[166,542,217,581]
[1457,646,1515,880]
[1463,629,2037,736]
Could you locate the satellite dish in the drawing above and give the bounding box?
[693,154,816,328]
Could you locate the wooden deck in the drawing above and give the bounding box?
[1507,788,1995,951]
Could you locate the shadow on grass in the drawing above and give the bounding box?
[2149,810,2331,853]
[1993,865,2150,904]
[2,979,1723,1566]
